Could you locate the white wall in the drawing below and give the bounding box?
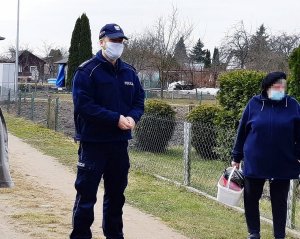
[0,63,16,101]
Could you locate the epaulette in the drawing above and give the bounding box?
[77,57,103,78]
[78,57,96,69]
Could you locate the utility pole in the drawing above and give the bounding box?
[15,0,20,95]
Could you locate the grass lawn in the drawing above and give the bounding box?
[4,113,299,238]
[130,148,228,196]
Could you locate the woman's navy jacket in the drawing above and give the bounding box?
[232,94,300,179]
[72,51,145,143]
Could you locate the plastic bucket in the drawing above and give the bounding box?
[217,166,243,206]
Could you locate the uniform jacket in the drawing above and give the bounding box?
[232,94,300,179]
[72,51,145,142]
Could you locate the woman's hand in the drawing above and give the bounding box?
[231,161,240,169]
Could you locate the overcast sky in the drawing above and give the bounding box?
[0,0,299,57]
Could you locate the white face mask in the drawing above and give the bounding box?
[103,42,124,61]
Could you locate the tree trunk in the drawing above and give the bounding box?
[159,70,164,99]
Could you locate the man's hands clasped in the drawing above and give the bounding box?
[118,115,136,130]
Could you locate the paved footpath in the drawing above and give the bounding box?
[0,134,188,239]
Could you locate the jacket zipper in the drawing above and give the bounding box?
[270,104,273,139]
[114,68,121,113]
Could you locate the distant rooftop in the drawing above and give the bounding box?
[54,57,68,64]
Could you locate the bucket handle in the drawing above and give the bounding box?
[226,166,236,189]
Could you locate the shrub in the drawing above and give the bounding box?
[217,70,266,113]
[215,70,265,162]
[186,104,221,160]
[134,100,176,153]
[214,109,239,162]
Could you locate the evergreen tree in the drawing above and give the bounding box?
[49,49,62,61]
[212,47,220,66]
[190,38,206,63]
[79,13,93,64]
[250,24,269,52]
[247,24,272,70]
[204,50,211,68]
[66,13,93,90]
[67,17,81,90]
[173,36,187,65]
[288,45,300,101]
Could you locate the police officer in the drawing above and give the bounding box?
[70,23,145,239]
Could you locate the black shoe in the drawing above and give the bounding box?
[247,233,260,239]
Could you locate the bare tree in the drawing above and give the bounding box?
[246,29,300,72]
[220,21,250,69]
[219,22,299,72]
[40,41,56,78]
[40,41,66,79]
[268,33,300,72]
[7,44,33,59]
[147,7,193,98]
[270,32,300,58]
[122,35,155,73]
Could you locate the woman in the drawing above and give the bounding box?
[231,71,300,239]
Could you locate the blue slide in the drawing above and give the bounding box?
[56,64,65,87]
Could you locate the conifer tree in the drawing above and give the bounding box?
[204,50,211,68]
[212,47,220,66]
[288,46,300,101]
[79,13,93,64]
[66,13,93,90]
[66,17,81,89]
[190,38,206,63]
[174,36,188,65]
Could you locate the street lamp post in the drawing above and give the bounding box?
[15,0,20,94]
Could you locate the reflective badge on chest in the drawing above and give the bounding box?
[124,81,134,86]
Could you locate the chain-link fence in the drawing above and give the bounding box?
[1,91,300,231]
[0,89,75,137]
[144,89,217,102]
[130,115,300,231]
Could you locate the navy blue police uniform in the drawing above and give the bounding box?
[70,49,145,239]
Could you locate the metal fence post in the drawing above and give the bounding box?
[54,97,59,131]
[17,90,21,116]
[199,91,202,104]
[6,89,11,113]
[286,179,297,229]
[23,90,26,102]
[47,95,51,129]
[30,93,34,120]
[183,122,192,186]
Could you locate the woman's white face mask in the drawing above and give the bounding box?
[103,41,124,61]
